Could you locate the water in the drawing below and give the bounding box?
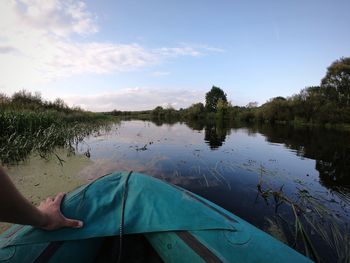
[7,119,350,262]
[72,119,349,262]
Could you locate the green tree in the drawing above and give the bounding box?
[291,87,325,122]
[216,98,229,118]
[205,86,227,112]
[151,106,165,118]
[321,57,350,107]
[185,103,205,119]
[261,97,290,123]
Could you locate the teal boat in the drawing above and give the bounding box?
[0,171,312,262]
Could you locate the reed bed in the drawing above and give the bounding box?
[0,109,113,165]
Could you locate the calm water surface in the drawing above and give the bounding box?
[75,120,349,262]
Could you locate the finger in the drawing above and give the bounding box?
[64,218,84,228]
[54,192,66,204]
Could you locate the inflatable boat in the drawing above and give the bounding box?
[0,171,312,262]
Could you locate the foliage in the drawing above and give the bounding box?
[151,106,180,121]
[205,86,227,112]
[231,57,350,125]
[321,57,350,107]
[105,57,350,127]
[216,99,229,118]
[259,97,291,123]
[0,91,112,164]
[184,103,205,119]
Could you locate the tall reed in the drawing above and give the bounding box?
[0,109,113,164]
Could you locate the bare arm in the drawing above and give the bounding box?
[0,167,83,230]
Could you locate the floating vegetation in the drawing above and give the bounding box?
[257,166,349,263]
[0,148,93,233]
[265,218,288,244]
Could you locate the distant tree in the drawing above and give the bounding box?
[53,98,67,109]
[321,57,350,107]
[110,109,121,116]
[153,106,163,111]
[152,106,165,119]
[0,93,9,104]
[261,96,290,123]
[11,90,43,109]
[271,96,286,102]
[216,98,229,117]
[12,90,42,105]
[205,86,227,112]
[185,103,205,119]
[72,105,84,112]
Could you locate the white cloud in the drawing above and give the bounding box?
[0,0,223,93]
[159,47,202,57]
[11,0,98,37]
[177,43,226,53]
[63,87,205,111]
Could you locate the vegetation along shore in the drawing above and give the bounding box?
[0,90,113,165]
[1,57,349,165]
[108,57,350,128]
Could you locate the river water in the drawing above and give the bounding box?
[6,120,350,262]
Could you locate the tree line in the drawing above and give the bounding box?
[235,57,350,125]
[110,57,349,126]
[0,90,82,113]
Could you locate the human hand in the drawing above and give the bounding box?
[37,192,83,230]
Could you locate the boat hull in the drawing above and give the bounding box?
[0,172,312,263]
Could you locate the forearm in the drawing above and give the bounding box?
[0,167,46,227]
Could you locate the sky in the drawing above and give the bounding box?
[0,0,349,111]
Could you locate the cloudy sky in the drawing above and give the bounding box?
[0,0,349,111]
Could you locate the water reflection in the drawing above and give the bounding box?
[255,125,350,189]
[204,123,227,149]
[184,119,350,189]
[185,119,229,150]
[78,119,349,262]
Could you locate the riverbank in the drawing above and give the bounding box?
[0,91,116,165]
[106,110,350,133]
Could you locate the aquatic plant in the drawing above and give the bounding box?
[257,169,349,263]
[0,109,113,165]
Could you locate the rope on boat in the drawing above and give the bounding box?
[117,171,133,263]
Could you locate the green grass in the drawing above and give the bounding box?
[0,109,114,165]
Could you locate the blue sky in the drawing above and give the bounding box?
[0,0,349,111]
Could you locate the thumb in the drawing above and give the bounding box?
[64,218,84,228]
[54,192,66,205]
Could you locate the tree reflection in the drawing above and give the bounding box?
[140,117,350,190]
[254,124,350,189]
[185,119,205,131]
[149,117,178,126]
[204,120,228,150]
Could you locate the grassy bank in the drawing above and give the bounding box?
[0,91,114,164]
